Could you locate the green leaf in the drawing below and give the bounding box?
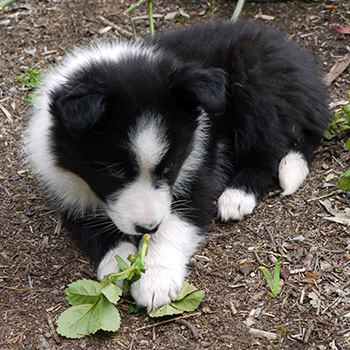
[56,304,95,338]
[172,290,205,312]
[101,283,122,304]
[88,297,121,334]
[346,138,350,151]
[175,282,198,301]
[65,279,103,306]
[149,303,184,318]
[259,266,273,284]
[272,255,283,296]
[129,304,143,313]
[338,170,350,192]
[339,125,350,132]
[323,128,334,140]
[115,255,130,272]
[149,282,205,318]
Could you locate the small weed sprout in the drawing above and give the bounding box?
[17,69,46,105]
[259,255,284,297]
[310,299,320,308]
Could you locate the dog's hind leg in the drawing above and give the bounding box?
[278,151,309,196]
[217,149,311,221]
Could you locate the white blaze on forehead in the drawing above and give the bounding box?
[129,115,169,171]
[107,114,172,236]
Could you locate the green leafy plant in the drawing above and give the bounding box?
[17,69,45,89]
[56,234,205,338]
[258,255,284,297]
[57,234,150,339]
[324,97,350,140]
[17,69,46,105]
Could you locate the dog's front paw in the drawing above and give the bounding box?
[130,264,185,311]
[217,188,257,221]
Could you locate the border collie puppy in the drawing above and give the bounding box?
[25,21,331,311]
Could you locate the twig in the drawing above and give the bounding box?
[46,313,60,344]
[54,218,63,236]
[0,285,29,292]
[322,296,342,315]
[97,16,134,38]
[265,226,277,246]
[253,251,265,266]
[0,103,13,123]
[303,321,315,343]
[176,319,199,338]
[135,312,201,331]
[306,191,338,202]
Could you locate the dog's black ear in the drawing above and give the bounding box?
[170,66,227,116]
[50,86,106,141]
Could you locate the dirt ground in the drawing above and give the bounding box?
[1,0,350,349]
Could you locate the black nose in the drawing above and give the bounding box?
[135,222,160,234]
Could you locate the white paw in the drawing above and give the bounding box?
[96,241,138,280]
[279,151,309,196]
[217,188,257,221]
[130,264,185,312]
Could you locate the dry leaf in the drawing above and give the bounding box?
[320,260,333,272]
[332,24,350,35]
[303,247,317,271]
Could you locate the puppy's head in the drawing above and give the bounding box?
[49,46,226,235]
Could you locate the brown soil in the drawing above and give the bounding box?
[1,0,350,349]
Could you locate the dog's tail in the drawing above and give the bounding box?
[278,151,309,196]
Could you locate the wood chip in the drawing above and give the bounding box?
[254,14,275,21]
[164,12,177,20]
[178,8,190,18]
[228,300,237,315]
[248,328,277,340]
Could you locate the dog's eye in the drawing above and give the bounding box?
[108,166,128,180]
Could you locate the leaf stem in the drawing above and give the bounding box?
[148,0,154,38]
[104,234,150,285]
[231,0,246,23]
